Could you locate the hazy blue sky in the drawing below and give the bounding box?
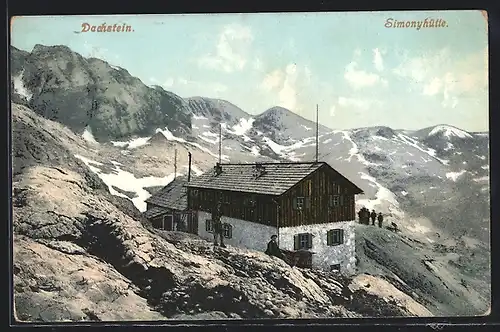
[11,11,488,131]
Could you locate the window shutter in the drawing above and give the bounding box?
[292,197,298,210]
[340,195,344,206]
[228,224,233,239]
[294,234,299,250]
[205,220,211,232]
[340,229,344,244]
[307,233,313,249]
[327,230,332,246]
[305,197,311,209]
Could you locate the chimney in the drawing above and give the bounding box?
[214,162,223,176]
[188,152,192,182]
[218,123,222,164]
[253,163,267,178]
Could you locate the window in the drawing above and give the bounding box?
[191,189,199,197]
[205,219,213,233]
[293,197,309,210]
[244,196,256,207]
[330,264,341,272]
[223,193,230,204]
[327,229,344,246]
[222,223,233,239]
[329,195,343,207]
[294,233,313,250]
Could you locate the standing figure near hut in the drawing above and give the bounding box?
[357,209,363,224]
[370,209,377,226]
[212,201,225,247]
[377,212,384,228]
[362,208,370,225]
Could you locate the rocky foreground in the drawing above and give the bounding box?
[11,103,432,322]
[12,165,433,321]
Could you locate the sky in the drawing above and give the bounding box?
[11,11,489,131]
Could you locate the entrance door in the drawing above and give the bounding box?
[186,211,198,235]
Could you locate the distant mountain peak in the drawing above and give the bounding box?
[428,125,473,139]
[32,44,73,54]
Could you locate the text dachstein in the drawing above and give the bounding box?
[81,23,133,33]
[385,18,448,30]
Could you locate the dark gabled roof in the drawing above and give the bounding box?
[184,162,363,196]
[145,177,187,211]
[143,206,168,219]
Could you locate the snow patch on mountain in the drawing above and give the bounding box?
[446,170,466,181]
[198,135,218,145]
[111,137,150,149]
[473,176,489,183]
[75,154,178,212]
[335,130,377,166]
[396,134,449,165]
[12,71,33,101]
[444,142,454,151]
[428,125,473,139]
[82,126,99,145]
[262,137,300,161]
[232,118,255,136]
[154,126,230,162]
[356,172,403,218]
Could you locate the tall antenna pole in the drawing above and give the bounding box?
[218,123,222,164]
[315,104,319,163]
[187,152,192,182]
[174,148,177,179]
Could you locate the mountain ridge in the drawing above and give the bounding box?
[10,44,487,136]
[11,101,490,319]
[9,41,491,320]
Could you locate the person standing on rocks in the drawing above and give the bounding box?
[377,212,384,228]
[370,210,377,226]
[212,201,226,248]
[265,235,285,261]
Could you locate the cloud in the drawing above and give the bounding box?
[344,61,388,89]
[197,24,254,73]
[261,69,284,91]
[81,41,123,67]
[329,105,336,116]
[373,48,384,71]
[395,47,487,108]
[259,63,312,113]
[393,49,450,83]
[337,96,382,111]
[253,58,263,71]
[422,77,442,96]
